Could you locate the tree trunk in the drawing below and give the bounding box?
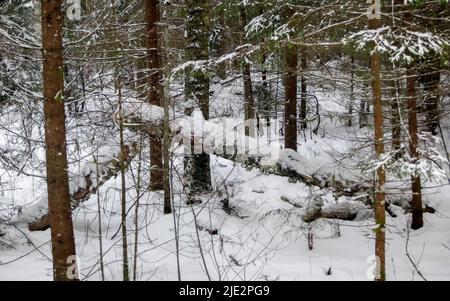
[118,79,130,281]
[240,6,255,138]
[184,0,211,200]
[348,56,354,127]
[284,44,298,151]
[145,0,164,191]
[391,67,402,154]
[162,9,172,215]
[216,13,227,80]
[420,61,441,136]
[41,0,78,281]
[261,49,271,129]
[406,66,423,230]
[369,11,386,281]
[300,49,307,130]
[359,99,368,128]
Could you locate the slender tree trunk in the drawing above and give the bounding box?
[406,66,423,230]
[284,44,298,151]
[118,79,130,281]
[359,99,367,128]
[421,62,441,135]
[95,154,105,281]
[163,82,172,214]
[391,66,401,154]
[41,0,78,281]
[133,135,143,281]
[184,0,211,200]
[239,6,255,137]
[300,49,307,130]
[162,14,172,215]
[145,0,164,191]
[348,56,355,127]
[369,8,386,281]
[216,12,227,80]
[261,50,271,129]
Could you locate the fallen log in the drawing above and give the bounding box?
[25,143,138,231]
[120,102,372,199]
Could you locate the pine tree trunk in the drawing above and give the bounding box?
[300,49,307,130]
[348,55,354,127]
[284,44,298,151]
[163,84,172,214]
[162,12,172,215]
[420,61,441,136]
[41,0,78,281]
[145,0,164,191]
[359,99,367,128]
[216,13,227,80]
[239,6,255,138]
[406,66,423,230]
[261,50,271,129]
[391,67,401,155]
[369,12,386,281]
[118,80,130,281]
[184,0,211,200]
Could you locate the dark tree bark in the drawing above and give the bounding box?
[117,81,129,281]
[420,61,441,136]
[261,49,271,129]
[406,66,423,230]
[284,44,298,151]
[391,73,402,154]
[401,4,424,230]
[359,99,368,128]
[369,9,386,281]
[300,49,307,130]
[348,56,354,127]
[385,58,402,155]
[184,0,211,199]
[145,0,164,191]
[239,6,255,137]
[41,0,78,281]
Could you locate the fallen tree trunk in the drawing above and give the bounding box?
[26,143,138,231]
[120,102,372,199]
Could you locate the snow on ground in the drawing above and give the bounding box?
[1,75,450,281]
[1,152,450,281]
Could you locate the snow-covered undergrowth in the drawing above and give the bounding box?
[1,153,450,280]
[1,74,450,281]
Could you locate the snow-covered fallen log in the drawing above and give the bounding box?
[120,102,371,198]
[303,201,371,223]
[23,143,138,231]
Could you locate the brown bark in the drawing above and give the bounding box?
[369,14,386,281]
[240,7,255,138]
[261,49,271,129]
[401,3,423,230]
[118,81,130,281]
[284,44,298,151]
[41,0,78,281]
[162,12,172,215]
[391,78,401,154]
[348,56,354,127]
[145,0,164,191]
[386,60,402,155]
[406,66,423,230]
[184,0,212,198]
[300,49,307,130]
[420,62,441,135]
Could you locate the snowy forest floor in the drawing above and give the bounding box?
[1,74,450,281]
